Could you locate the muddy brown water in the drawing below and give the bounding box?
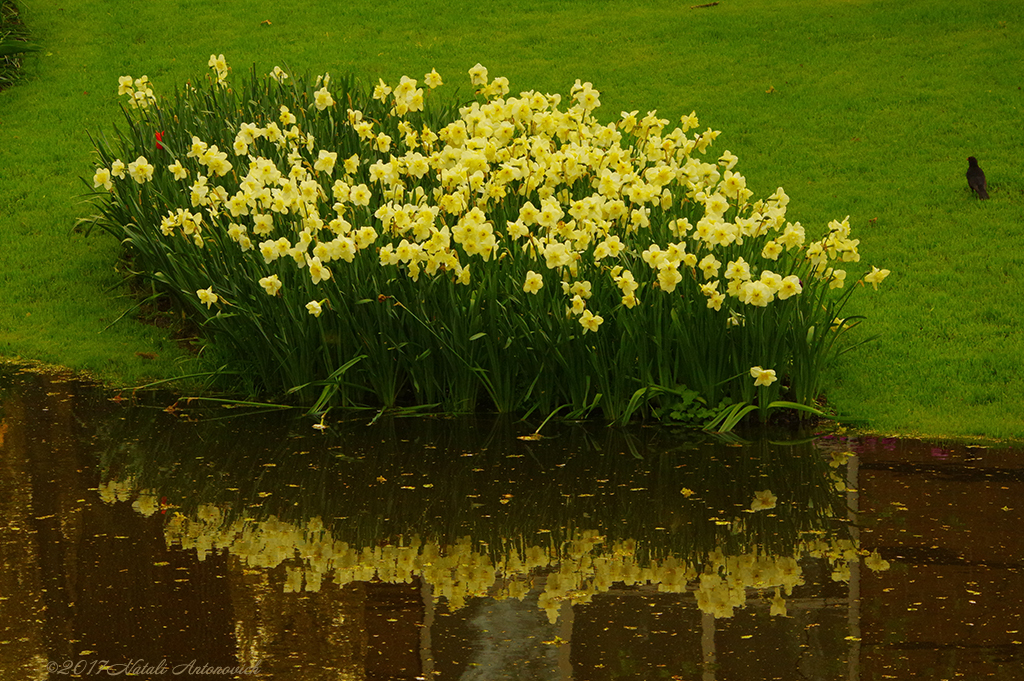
[0,364,1021,680]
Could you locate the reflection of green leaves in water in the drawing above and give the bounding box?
[90,402,885,619]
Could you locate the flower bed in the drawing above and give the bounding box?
[86,56,888,422]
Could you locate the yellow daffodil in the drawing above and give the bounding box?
[424,68,443,89]
[306,300,323,317]
[864,266,890,290]
[579,309,603,333]
[468,63,488,87]
[314,86,334,111]
[827,268,847,289]
[196,287,218,309]
[750,366,777,387]
[167,160,188,181]
[307,256,331,284]
[349,184,371,206]
[93,167,112,191]
[758,238,781,261]
[657,264,683,293]
[373,78,392,101]
[739,280,772,307]
[259,274,282,296]
[523,270,544,294]
[777,275,802,300]
[127,156,154,184]
[117,75,134,96]
[252,213,273,235]
[759,270,783,294]
[706,291,725,311]
[724,258,751,281]
[699,255,721,279]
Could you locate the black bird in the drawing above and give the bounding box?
[966,156,989,199]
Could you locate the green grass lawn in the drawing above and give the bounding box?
[1,0,1022,439]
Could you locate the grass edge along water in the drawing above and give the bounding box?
[83,56,890,425]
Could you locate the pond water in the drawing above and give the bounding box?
[0,363,1021,680]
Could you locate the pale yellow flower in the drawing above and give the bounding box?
[252,213,274,235]
[196,287,218,309]
[718,150,739,170]
[724,258,751,281]
[127,156,154,184]
[827,268,847,289]
[864,266,891,290]
[777,275,802,300]
[657,264,683,293]
[117,75,133,96]
[424,68,443,89]
[167,160,188,181]
[307,256,331,284]
[750,366,777,387]
[523,270,544,294]
[468,63,488,87]
[740,280,773,307]
[759,270,783,294]
[93,167,112,191]
[259,274,282,296]
[699,255,721,280]
[579,309,603,333]
[208,53,227,72]
[706,291,725,311]
[569,280,592,300]
[349,184,371,206]
[761,240,783,261]
[314,86,335,111]
[373,78,392,101]
[306,300,323,317]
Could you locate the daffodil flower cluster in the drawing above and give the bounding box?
[208,53,229,86]
[88,55,891,418]
[116,74,156,109]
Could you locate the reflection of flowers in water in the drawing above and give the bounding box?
[100,498,889,623]
[98,478,163,517]
[749,490,777,512]
[97,478,136,504]
[96,431,891,623]
[95,431,892,623]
